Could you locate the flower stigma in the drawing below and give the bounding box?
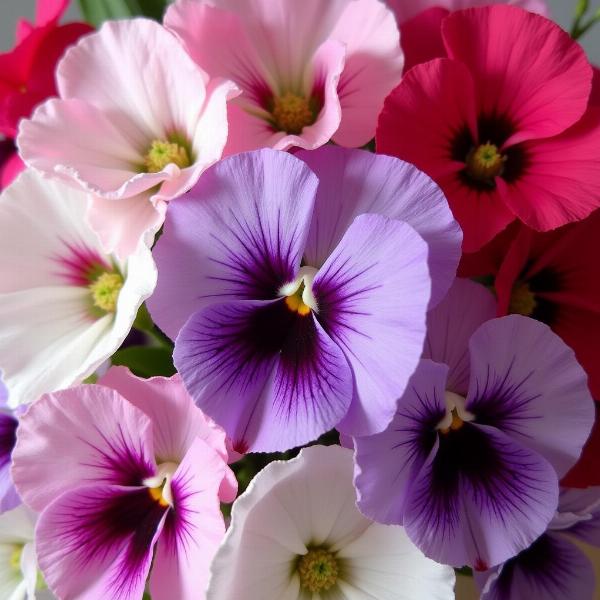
[280,266,318,316]
[144,461,179,508]
[88,271,124,314]
[144,135,191,173]
[465,142,506,184]
[297,548,339,593]
[509,281,537,317]
[271,92,317,134]
[437,391,475,434]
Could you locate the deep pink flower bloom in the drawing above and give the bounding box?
[0,0,92,190]
[377,6,600,252]
[12,367,236,600]
[164,0,404,153]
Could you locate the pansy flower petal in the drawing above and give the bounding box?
[354,360,447,525]
[314,214,431,436]
[36,483,167,600]
[299,146,462,306]
[0,411,18,513]
[466,315,595,477]
[424,278,497,395]
[12,385,156,511]
[149,149,318,340]
[404,423,558,568]
[476,532,595,600]
[150,438,228,600]
[175,299,353,453]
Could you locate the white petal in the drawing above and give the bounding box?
[338,523,455,600]
[0,545,24,600]
[0,170,156,406]
[19,543,37,600]
[0,507,35,544]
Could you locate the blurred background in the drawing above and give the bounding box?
[0,0,599,60]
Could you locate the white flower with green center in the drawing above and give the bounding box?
[0,169,157,407]
[207,445,455,600]
[0,506,51,600]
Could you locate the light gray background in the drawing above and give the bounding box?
[0,0,598,59]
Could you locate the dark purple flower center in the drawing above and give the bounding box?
[451,114,528,190]
[0,413,17,470]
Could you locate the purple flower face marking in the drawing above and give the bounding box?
[0,376,19,513]
[475,487,600,600]
[354,279,595,570]
[11,369,235,600]
[148,146,462,452]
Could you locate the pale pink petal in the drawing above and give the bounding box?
[150,439,228,600]
[330,0,404,146]
[12,385,156,511]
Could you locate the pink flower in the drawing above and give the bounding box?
[377,6,600,252]
[0,0,92,190]
[18,19,239,258]
[164,0,403,153]
[12,366,236,600]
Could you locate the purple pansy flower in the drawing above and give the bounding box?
[148,146,461,452]
[11,367,236,600]
[354,279,595,570]
[476,487,600,600]
[0,374,19,513]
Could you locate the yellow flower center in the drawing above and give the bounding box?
[509,281,537,317]
[465,142,506,183]
[89,271,124,314]
[144,138,191,173]
[440,408,466,434]
[9,545,22,572]
[285,286,312,316]
[271,92,317,134]
[148,485,171,508]
[297,548,339,593]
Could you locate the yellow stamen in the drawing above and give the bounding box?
[509,281,537,317]
[284,287,312,316]
[440,409,466,434]
[148,486,170,508]
[9,546,22,572]
[271,92,316,134]
[89,271,124,313]
[297,548,339,593]
[465,142,506,183]
[144,138,190,173]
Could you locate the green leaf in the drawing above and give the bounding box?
[111,346,176,378]
[78,0,171,27]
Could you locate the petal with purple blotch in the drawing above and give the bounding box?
[404,423,559,569]
[174,299,353,452]
[36,483,168,600]
[354,359,447,525]
[11,385,156,511]
[0,412,18,513]
[465,315,595,478]
[148,149,318,340]
[476,532,595,600]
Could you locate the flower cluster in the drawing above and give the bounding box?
[0,0,599,599]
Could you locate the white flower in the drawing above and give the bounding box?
[0,169,156,407]
[207,445,455,599]
[0,505,52,600]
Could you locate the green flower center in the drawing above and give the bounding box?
[271,92,317,134]
[465,142,506,184]
[144,137,191,173]
[88,271,124,314]
[297,548,339,593]
[9,546,21,572]
[509,281,537,317]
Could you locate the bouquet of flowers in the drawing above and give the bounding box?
[0,0,599,598]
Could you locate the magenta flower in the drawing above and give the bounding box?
[12,367,236,600]
[475,487,600,600]
[148,147,461,452]
[354,279,595,570]
[164,0,404,153]
[0,376,19,514]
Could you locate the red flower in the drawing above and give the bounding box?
[0,0,92,189]
[460,213,600,486]
[377,6,600,252]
